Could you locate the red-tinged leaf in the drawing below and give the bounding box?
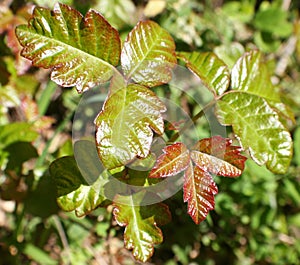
[20,96,55,131]
[183,162,218,224]
[15,3,120,92]
[121,20,177,87]
[113,192,171,262]
[149,143,190,178]
[191,136,247,177]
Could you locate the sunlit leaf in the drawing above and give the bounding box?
[113,192,171,262]
[191,136,247,177]
[177,51,230,96]
[216,51,293,174]
[231,50,294,123]
[49,156,108,217]
[183,162,218,224]
[121,20,176,87]
[95,82,166,170]
[149,142,190,178]
[216,93,292,174]
[15,3,120,92]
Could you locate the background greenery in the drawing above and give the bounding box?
[0,0,299,264]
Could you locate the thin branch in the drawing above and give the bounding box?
[52,215,72,265]
[167,99,217,144]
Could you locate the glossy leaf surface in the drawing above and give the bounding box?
[95,83,166,169]
[113,192,171,262]
[216,51,293,173]
[191,136,247,177]
[121,20,176,87]
[149,142,190,178]
[183,162,218,224]
[15,3,120,92]
[148,136,246,224]
[216,93,292,174]
[49,156,108,217]
[231,50,294,123]
[177,51,230,96]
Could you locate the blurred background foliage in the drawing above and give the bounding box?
[0,0,300,264]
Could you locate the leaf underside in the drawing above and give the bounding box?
[121,20,177,87]
[15,3,121,92]
[95,82,166,170]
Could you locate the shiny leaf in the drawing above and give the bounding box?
[121,20,176,87]
[95,82,166,170]
[231,50,294,122]
[216,93,292,174]
[216,51,293,174]
[177,51,230,96]
[15,3,121,93]
[183,162,218,224]
[113,192,171,262]
[149,142,190,178]
[191,136,247,177]
[49,156,108,217]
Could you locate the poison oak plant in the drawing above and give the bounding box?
[15,3,294,262]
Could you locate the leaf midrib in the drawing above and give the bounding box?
[21,29,113,69]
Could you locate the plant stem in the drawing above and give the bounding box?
[52,215,71,265]
[167,99,216,144]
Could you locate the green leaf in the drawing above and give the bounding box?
[23,244,56,265]
[15,3,121,93]
[50,156,109,216]
[95,82,166,170]
[216,51,293,173]
[149,142,190,178]
[93,0,136,29]
[216,93,292,174]
[231,50,277,101]
[231,50,294,123]
[177,52,230,96]
[0,122,39,149]
[121,20,176,87]
[254,5,293,38]
[183,162,218,224]
[113,192,171,262]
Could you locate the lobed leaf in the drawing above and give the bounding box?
[216,51,293,173]
[95,82,166,170]
[183,162,218,224]
[49,156,109,217]
[191,136,247,177]
[177,51,230,96]
[15,3,121,93]
[149,142,190,178]
[113,192,171,262]
[121,20,177,87]
[216,93,292,174]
